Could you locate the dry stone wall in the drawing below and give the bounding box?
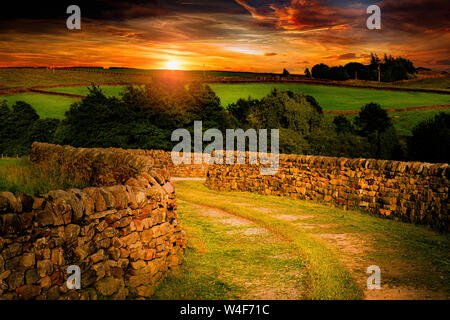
[205,154,449,232]
[123,149,208,178]
[0,143,186,300]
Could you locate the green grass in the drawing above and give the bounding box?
[42,85,127,97]
[324,108,450,136]
[0,158,87,195]
[2,93,78,119]
[154,181,450,300]
[209,83,450,110]
[389,108,450,136]
[348,77,450,91]
[153,200,306,300]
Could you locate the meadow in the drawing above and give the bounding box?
[2,85,127,119]
[2,93,78,119]
[0,68,140,90]
[209,83,450,110]
[0,158,86,195]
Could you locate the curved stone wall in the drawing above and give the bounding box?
[0,143,186,300]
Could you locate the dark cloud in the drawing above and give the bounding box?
[264,52,277,56]
[338,53,357,60]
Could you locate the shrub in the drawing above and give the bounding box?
[408,112,450,163]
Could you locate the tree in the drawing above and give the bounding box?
[311,64,330,79]
[344,62,366,80]
[328,66,350,81]
[29,119,60,144]
[408,112,450,163]
[333,115,354,134]
[56,83,231,151]
[354,102,400,159]
[354,102,392,136]
[304,68,312,78]
[0,101,43,156]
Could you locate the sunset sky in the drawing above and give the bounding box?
[0,0,449,73]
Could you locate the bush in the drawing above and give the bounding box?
[408,112,450,163]
[0,100,45,156]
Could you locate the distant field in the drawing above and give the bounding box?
[43,85,127,97]
[209,83,450,110]
[347,76,450,91]
[72,67,276,78]
[0,68,142,90]
[2,93,78,119]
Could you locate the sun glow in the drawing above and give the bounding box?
[167,60,180,70]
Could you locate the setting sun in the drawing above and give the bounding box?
[167,60,180,70]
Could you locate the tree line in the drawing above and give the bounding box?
[0,82,448,164]
[307,53,416,82]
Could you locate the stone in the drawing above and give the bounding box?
[99,188,116,209]
[83,188,107,212]
[0,213,23,234]
[16,284,41,300]
[162,182,175,194]
[4,243,22,259]
[64,224,81,244]
[8,270,24,290]
[25,269,39,284]
[32,197,46,210]
[104,186,129,209]
[16,193,34,212]
[136,285,155,298]
[95,277,120,297]
[147,185,164,202]
[141,229,154,242]
[37,260,53,277]
[21,253,35,268]
[66,189,86,222]
[0,191,22,213]
[90,249,105,263]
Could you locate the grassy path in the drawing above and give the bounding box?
[153,181,450,300]
[152,199,306,299]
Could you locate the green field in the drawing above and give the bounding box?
[2,93,78,119]
[209,83,450,110]
[43,85,127,97]
[1,86,127,119]
[388,108,450,135]
[2,79,449,134]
